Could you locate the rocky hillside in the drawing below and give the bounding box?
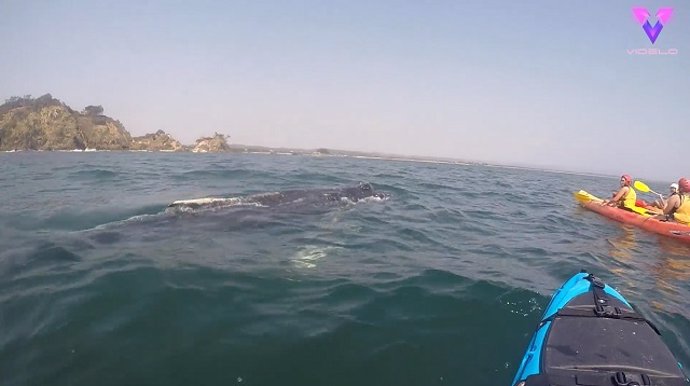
[0,95,132,151]
[0,94,229,152]
[191,133,231,152]
[131,130,184,151]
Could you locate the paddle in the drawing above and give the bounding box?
[634,180,663,199]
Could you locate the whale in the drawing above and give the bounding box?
[167,182,389,210]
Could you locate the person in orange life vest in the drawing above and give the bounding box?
[602,174,636,209]
[659,178,690,224]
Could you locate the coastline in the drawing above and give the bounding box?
[1,145,616,180]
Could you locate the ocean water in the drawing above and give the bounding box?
[1,152,688,386]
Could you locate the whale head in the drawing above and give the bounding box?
[343,182,389,201]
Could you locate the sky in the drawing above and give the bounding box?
[1,0,688,181]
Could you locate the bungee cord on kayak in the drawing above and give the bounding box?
[511,272,688,386]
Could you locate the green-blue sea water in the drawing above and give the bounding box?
[1,152,688,386]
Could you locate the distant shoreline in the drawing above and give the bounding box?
[1,145,617,180]
[0,95,618,180]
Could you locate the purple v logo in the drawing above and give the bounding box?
[632,7,673,44]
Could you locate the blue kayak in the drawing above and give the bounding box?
[512,272,688,386]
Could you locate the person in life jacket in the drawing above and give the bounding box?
[603,174,636,210]
[660,178,690,224]
[652,182,679,209]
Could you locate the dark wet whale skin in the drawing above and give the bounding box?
[169,182,389,209]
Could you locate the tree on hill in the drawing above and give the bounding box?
[82,105,104,116]
[4,96,27,104]
[0,93,62,115]
[0,96,32,114]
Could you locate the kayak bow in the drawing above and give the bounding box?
[512,271,688,386]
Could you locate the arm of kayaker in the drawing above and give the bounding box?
[606,186,628,206]
[654,198,666,209]
[662,195,680,216]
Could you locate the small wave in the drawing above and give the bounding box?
[68,169,119,180]
[85,212,163,232]
[173,169,255,181]
[1,241,86,280]
[5,203,165,232]
[23,243,83,269]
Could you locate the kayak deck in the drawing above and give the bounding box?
[512,272,689,386]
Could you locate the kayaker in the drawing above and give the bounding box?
[659,177,690,224]
[603,174,636,210]
[652,182,679,209]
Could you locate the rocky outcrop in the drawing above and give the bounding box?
[77,116,132,150]
[0,94,231,152]
[0,94,130,151]
[191,133,230,153]
[0,95,84,150]
[132,130,184,151]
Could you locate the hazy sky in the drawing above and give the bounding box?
[1,0,688,180]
